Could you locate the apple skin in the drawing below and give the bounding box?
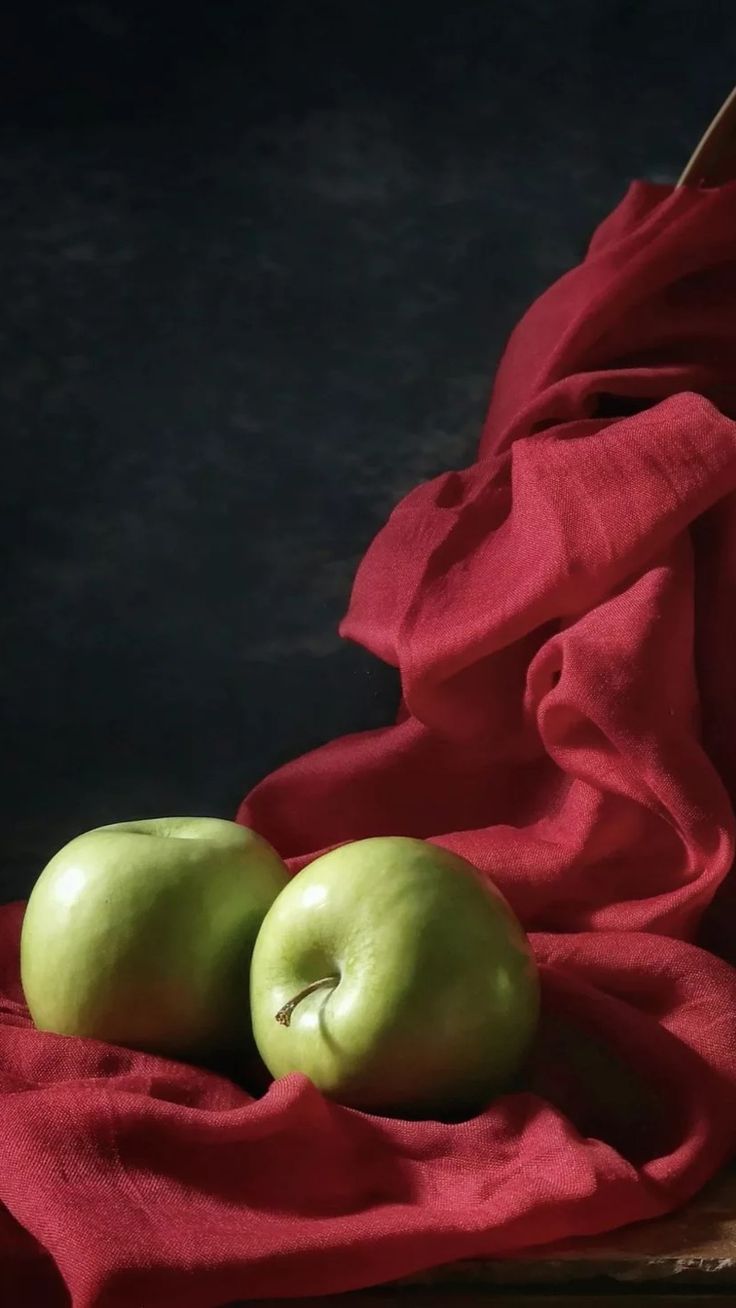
[250,836,539,1118]
[21,817,288,1060]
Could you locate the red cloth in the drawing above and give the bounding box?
[4,182,736,1306]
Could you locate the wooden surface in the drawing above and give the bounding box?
[678,84,736,186]
[250,1298,736,1307]
[403,1167,736,1291]
[249,1292,736,1302]
[245,1169,736,1304]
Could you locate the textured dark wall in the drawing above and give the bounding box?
[2,2,735,898]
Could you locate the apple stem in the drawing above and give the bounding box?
[275,976,338,1028]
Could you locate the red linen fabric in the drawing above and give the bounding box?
[3,182,736,1307]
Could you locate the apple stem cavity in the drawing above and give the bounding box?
[275,976,338,1028]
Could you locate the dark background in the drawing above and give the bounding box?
[2,1,735,900]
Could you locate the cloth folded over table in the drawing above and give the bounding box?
[4,181,736,1307]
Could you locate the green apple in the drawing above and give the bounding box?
[250,836,539,1118]
[21,817,288,1060]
